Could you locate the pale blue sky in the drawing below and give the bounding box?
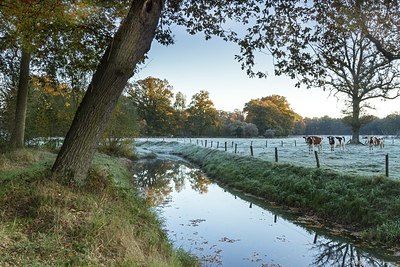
[135,27,400,119]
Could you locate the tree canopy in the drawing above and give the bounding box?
[128,76,175,136]
[186,90,220,136]
[244,95,301,136]
[0,0,130,148]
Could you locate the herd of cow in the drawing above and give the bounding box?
[303,135,385,152]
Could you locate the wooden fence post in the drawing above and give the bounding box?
[225,142,227,151]
[275,147,278,162]
[250,145,253,156]
[314,151,320,168]
[205,140,207,147]
[235,143,237,154]
[217,141,219,149]
[385,154,389,177]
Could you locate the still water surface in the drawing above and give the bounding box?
[133,158,399,267]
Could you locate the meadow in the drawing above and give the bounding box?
[138,136,400,179]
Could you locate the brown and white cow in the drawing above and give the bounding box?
[327,136,345,151]
[364,136,385,150]
[303,135,323,153]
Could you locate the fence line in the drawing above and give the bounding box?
[170,137,396,178]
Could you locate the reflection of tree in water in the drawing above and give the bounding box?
[312,237,392,267]
[133,160,174,206]
[186,168,211,194]
[133,159,211,206]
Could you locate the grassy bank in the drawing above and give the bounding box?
[154,141,400,248]
[0,149,198,266]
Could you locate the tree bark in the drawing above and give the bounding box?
[350,99,361,144]
[52,0,163,183]
[10,50,31,149]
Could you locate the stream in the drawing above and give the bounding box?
[133,156,399,266]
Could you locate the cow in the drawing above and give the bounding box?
[303,135,323,153]
[327,136,345,151]
[364,136,385,150]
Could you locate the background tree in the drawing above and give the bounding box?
[316,31,400,143]
[303,116,351,136]
[25,75,79,140]
[186,90,220,136]
[0,48,18,144]
[226,1,400,142]
[128,77,175,136]
[222,121,258,138]
[380,113,400,136]
[100,95,139,157]
[0,0,129,149]
[244,95,301,137]
[172,91,187,136]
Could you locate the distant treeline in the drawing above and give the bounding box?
[302,115,400,136]
[2,75,400,145]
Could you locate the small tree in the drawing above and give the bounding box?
[100,95,139,158]
[244,95,301,136]
[186,90,220,136]
[223,121,258,138]
[173,91,187,136]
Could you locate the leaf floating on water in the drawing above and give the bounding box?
[275,235,287,242]
[188,218,206,226]
[219,236,240,243]
[244,251,263,263]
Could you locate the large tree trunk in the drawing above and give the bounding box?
[52,0,163,183]
[10,50,31,149]
[350,99,361,144]
[351,125,361,144]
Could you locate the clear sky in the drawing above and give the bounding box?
[134,27,400,119]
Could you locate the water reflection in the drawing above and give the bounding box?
[133,158,399,266]
[312,239,393,267]
[133,159,211,206]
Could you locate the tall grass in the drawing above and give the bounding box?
[168,142,400,247]
[0,150,199,266]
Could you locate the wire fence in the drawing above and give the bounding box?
[137,136,400,179]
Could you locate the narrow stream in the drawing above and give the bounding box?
[133,157,399,267]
